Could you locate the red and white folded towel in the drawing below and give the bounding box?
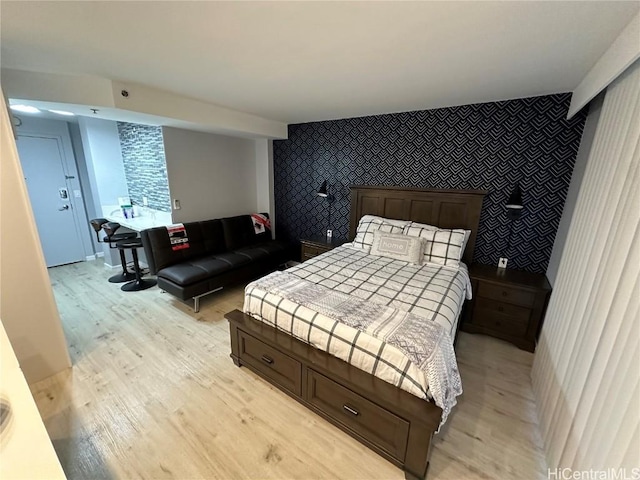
[251,214,271,234]
[166,224,190,251]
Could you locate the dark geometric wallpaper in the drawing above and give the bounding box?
[273,94,588,274]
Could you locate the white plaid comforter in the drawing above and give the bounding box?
[243,245,471,425]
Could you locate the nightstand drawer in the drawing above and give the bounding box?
[301,244,324,260]
[474,298,530,337]
[478,282,536,307]
[300,238,345,262]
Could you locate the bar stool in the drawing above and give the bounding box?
[89,218,139,283]
[117,238,157,292]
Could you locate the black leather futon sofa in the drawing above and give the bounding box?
[141,214,290,312]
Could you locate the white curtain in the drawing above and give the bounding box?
[532,61,639,471]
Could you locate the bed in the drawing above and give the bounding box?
[226,186,486,479]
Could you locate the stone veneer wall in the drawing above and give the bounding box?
[117,122,171,212]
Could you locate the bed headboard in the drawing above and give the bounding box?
[349,185,487,264]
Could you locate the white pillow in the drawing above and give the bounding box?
[352,215,408,252]
[403,222,439,238]
[370,215,411,229]
[425,229,470,266]
[403,222,470,267]
[370,231,425,265]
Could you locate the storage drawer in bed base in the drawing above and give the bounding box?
[226,309,442,480]
[237,330,302,396]
[307,369,410,461]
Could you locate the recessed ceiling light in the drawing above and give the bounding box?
[10,104,41,114]
[49,110,75,116]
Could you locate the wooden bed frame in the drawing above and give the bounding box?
[226,186,487,479]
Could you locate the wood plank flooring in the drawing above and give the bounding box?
[31,260,547,479]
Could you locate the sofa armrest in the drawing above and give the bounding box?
[140,229,158,275]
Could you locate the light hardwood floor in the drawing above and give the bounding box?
[31,260,548,479]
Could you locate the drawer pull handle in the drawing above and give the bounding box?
[502,291,508,297]
[343,405,359,416]
[261,355,274,365]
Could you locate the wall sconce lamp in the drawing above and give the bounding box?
[501,184,524,269]
[506,184,524,220]
[317,180,334,239]
[317,180,329,198]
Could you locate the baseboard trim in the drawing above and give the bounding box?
[86,252,106,261]
[102,260,149,270]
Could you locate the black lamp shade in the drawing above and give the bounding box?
[317,180,328,198]
[506,184,523,210]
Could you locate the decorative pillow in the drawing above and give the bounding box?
[351,215,408,252]
[370,231,425,265]
[402,222,439,238]
[423,228,470,267]
[370,215,412,229]
[402,222,470,266]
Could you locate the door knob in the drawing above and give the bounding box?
[58,205,70,211]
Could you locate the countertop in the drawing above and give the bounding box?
[102,205,174,232]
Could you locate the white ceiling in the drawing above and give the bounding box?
[1,1,638,124]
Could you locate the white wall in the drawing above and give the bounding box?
[14,116,96,259]
[569,11,640,118]
[162,127,258,223]
[533,61,639,473]
[77,117,129,208]
[546,93,604,285]
[1,69,116,109]
[77,117,130,264]
[68,122,101,252]
[1,68,288,139]
[255,139,275,236]
[0,92,71,384]
[112,80,288,139]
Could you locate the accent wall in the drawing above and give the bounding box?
[117,122,171,212]
[273,93,587,274]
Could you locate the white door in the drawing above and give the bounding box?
[17,135,85,267]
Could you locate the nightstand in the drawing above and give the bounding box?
[300,237,346,261]
[462,264,552,352]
